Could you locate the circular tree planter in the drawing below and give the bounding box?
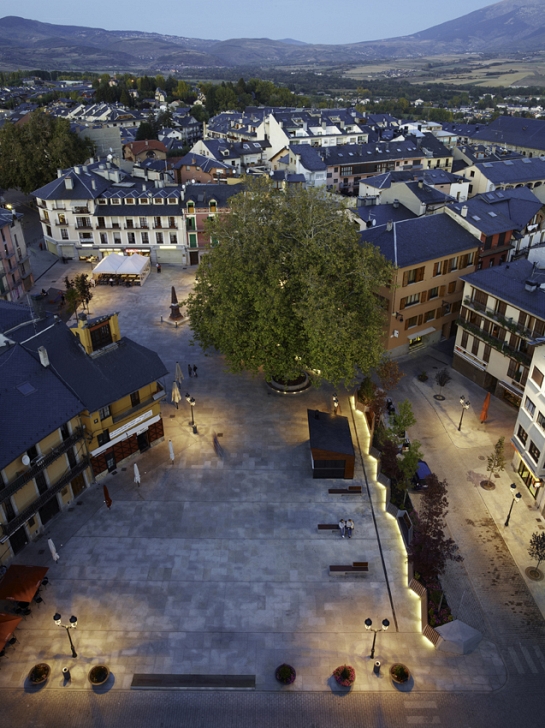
[88,665,110,686]
[390,663,410,684]
[480,480,496,491]
[333,664,355,688]
[417,373,428,382]
[267,373,311,394]
[275,663,296,685]
[28,663,51,685]
[525,566,544,581]
[433,394,445,401]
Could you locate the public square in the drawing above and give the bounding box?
[1,249,545,726]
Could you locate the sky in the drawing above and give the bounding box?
[5,0,498,45]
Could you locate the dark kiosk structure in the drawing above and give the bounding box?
[307,410,355,479]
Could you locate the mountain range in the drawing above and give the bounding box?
[1,0,545,72]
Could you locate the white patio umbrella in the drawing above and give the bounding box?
[134,463,141,485]
[168,439,175,464]
[48,538,60,563]
[175,362,184,384]
[171,380,182,409]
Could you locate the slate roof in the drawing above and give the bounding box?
[359,168,462,191]
[0,343,84,470]
[358,203,417,226]
[449,188,542,236]
[32,165,112,201]
[290,144,327,171]
[361,213,479,269]
[461,259,545,320]
[174,152,232,174]
[307,410,355,457]
[470,115,545,152]
[473,156,545,184]
[182,183,242,207]
[14,319,168,413]
[405,181,454,206]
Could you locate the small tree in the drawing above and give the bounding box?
[528,532,545,571]
[390,399,417,441]
[486,437,506,482]
[74,273,93,313]
[398,440,424,499]
[435,368,451,395]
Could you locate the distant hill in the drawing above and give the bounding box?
[2,2,545,73]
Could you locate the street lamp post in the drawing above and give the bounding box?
[458,395,470,431]
[364,618,390,659]
[185,393,197,434]
[332,393,339,415]
[505,483,522,527]
[53,613,78,658]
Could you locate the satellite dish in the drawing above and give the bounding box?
[22,454,31,466]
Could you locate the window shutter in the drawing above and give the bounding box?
[442,260,449,275]
[405,319,410,330]
[436,307,443,319]
[402,271,409,287]
[416,267,425,282]
[483,345,491,363]
[400,298,407,310]
[507,359,517,379]
[420,290,427,303]
[417,314,423,326]
[509,333,517,348]
[439,285,446,297]
[460,254,468,269]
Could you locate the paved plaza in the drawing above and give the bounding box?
[1,249,545,725]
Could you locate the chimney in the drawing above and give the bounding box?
[386,220,393,232]
[461,205,468,218]
[57,169,63,178]
[37,346,50,368]
[393,199,399,208]
[418,180,423,189]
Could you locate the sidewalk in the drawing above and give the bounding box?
[392,346,545,640]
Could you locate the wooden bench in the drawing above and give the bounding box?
[131,673,256,690]
[329,562,369,575]
[318,523,340,532]
[328,486,362,495]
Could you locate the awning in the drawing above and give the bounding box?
[0,565,49,602]
[0,614,22,652]
[497,380,524,398]
[407,327,436,340]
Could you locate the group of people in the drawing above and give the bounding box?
[339,518,355,539]
[187,364,198,378]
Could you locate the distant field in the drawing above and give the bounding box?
[344,53,545,88]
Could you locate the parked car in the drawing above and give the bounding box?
[412,460,432,490]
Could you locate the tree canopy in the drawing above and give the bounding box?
[0,111,94,194]
[186,178,392,387]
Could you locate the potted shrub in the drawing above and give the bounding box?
[390,663,410,684]
[275,663,296,685]
[417,371,428,382]
[88,665,110,686]
[333,664,356,688]
[28,663,51,685]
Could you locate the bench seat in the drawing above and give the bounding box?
[329,562,369,575]
[328,486,362,495]
[318,524,340,531]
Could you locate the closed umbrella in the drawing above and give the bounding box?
[103,485,112,509]
[48,538,59,563]
[171,380,182,409]
[175,362,184,384]
[168,439,175,464]
[480,392,491,424]
[134,463,141,485]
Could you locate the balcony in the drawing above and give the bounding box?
[72,206,89,214]
[75,223,93,230]
[463,297,534,339]
[0,428,85,504]
[1,458,90,539]
[111,387,166,425]
[457,317,532,367]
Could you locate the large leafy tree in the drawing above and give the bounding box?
[0,111,94,194]
[186,178,392,387]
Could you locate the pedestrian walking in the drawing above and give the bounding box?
[193,364,198,378]
[213,433,224,458]
[339,518,346,538]
[188,364,192,378]
[346,519,354,539]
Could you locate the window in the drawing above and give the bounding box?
[130,390,141,407]
[58,213,66,224]
[461,331,469,349]
[403,266,425,286]
[425,309,435,322]
[126,219,134,229]
[100,233,108,245]
[154,217,162,228]
[142,232,149,244]
[428,286,439,300]
[127,232,135,244]
[168,197,177,205]
[537,412,545,431]
[90,323,113,352]
[140,198,149,205]
[139,217,148,229]
[99,405,111,420]
[61,229,69,240]
[406,315,418,329]
[97,430,110,447]
[447,281,456,294]
[126,198,134,205]
[170,233,177,244]
[518,425,529,445]
[525,397,536,417]
[495,300,507,316]
[483,345,491,363]
[471,338,480,356]
[449,257,458,272]
[529,441,541,464]
[402,293,420,308]
[111,198,120,205]
[532,366,544,388]
[156,232,163,244]
[433,262,442,277]
[189,233,198,248]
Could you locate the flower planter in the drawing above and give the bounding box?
[275,663,296,685]
[88,665,110,686]
[390,663,410,684]
[333,664,355,688]
[28,663,51,685]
